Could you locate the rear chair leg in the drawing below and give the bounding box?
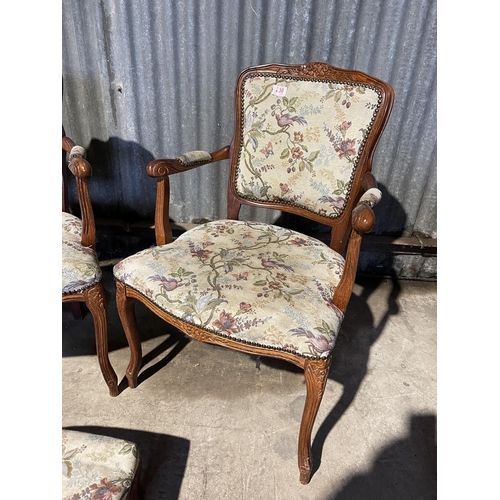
[115,280,142,388]
[298,357,332,484]
[85,283,119,397]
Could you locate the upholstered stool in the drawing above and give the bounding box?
[62,429,141,500]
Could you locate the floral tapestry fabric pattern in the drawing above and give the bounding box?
[235,75,381,218]
[114,220,345,359]
[62,430,139,500]
[62,212,102,294]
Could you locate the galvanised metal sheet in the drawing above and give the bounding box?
[62,0,437,274]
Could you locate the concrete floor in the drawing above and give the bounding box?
[62,266,437,500]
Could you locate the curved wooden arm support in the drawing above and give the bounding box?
[332,203,375,312]
[68,156,92,180]
[146,159,192,178]
[62,136,75,211]
[65,151,96,248]
[362,171,377,191]
[330,172,379,255]
[146,145,230,178]
[62,135,76,153]
[210,145,231,162]
[148,146,230,246]
[352,202,375,234]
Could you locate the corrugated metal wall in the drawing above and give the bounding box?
[62,0,436,277]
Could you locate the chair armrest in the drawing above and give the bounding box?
[351,187,382,234]
[62,135,76,154]
[351,172,382,234]
[146,146,230,178]
[146,146,230,245]
[332,173,382,311]
[351,202,375,235]
[67,150,92,180]
[63,139,96,249]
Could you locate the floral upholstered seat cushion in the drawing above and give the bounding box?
[62,212,102,294]
[62,429,140,500]
[114,220,345,359]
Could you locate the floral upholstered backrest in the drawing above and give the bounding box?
[233,65,384,220]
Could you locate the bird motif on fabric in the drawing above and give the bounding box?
[148,274,184,292]
[289,327,333,355]
[274,111,307,131]
[260,258,294,272]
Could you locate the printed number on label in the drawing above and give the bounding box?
[272,85,288,97]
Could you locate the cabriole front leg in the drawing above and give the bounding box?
[298,356,332,484]
[115,280,142,388]
[84,283,118,397]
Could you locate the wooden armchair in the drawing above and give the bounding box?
[113,62,394,483]
[62,133,118,396]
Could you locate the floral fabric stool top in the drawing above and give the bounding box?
[62,429,141,500]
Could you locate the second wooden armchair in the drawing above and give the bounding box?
[62,133,118,396]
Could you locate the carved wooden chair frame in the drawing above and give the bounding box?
[62,133,118,397]
[114,62,394,483]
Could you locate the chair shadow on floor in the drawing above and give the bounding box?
[326,414,437,500]
[64,425,191,500]
[311,274,401,477]
[62,266,192,395]
[121,318,191,393]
